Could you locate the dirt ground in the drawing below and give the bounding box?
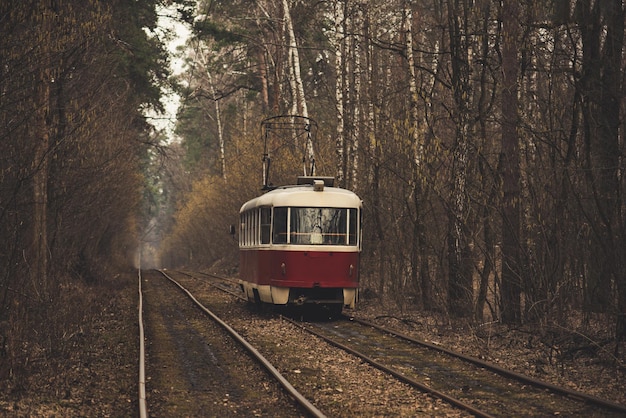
[0,272,138,417]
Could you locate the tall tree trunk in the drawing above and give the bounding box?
[31,3,55,301]
[349,4,361,190]
[333,0,346,186]
[446,0,473,317]
[283,0,307,118]
[500,0,522,324]
[282,0,312,172]
[404,4,431,309]
[211,74,226,181]
[578,0,606,312]
[197,49,226,180]
[342,10,354,189]
[33,73,50,301]
[258,48,270,113]
[577,0,624,334]
[474,0,495,322]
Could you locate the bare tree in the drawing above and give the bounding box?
[575,0,624,336]
[197,48,227,180]
[445,0,474,317]
[500,0,522,324]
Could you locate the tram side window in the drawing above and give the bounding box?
[242,212,246,246]
[239,214,244,246]
[252,209,257,245]
[247,210,252,246]
[247,211,251,246]
[252,208,258,245]
[260,207,271,244]
[348,208,358,245]
[243,212,250,246]
[272,207,288,244]
[239,213,246,245]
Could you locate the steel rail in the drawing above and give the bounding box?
[174,270,247,301]
[351,317,626,415]
[137,268,148,418]
[169,271,626,415]
[282,316,495,418]
[183,270,241,286]
[157,270,326,418]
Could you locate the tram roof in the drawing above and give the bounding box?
[240,185,362,212]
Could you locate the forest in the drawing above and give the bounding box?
[0,0,194,386]
[158,0,626,333]
[0,0,625,388]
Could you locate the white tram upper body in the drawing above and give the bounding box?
[238,177,362,313]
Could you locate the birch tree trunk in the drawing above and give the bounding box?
[282,0,313,172]
[210,72,226,180]
[254,0,277,113]
[333,0,346,186]
[198,49,226,180]
[258,48,270,113]
[404,4,431,309]
[349,4,362,189]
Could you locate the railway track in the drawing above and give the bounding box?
[154,270,469,416]
[140,269,321,417]
[149,270,626,417]
[285,317,626,417]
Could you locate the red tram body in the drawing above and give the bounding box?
[239,177,362,313]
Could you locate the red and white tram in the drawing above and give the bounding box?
[238,176,362,314]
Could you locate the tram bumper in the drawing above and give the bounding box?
[343,288,357,309]
[270,286,290,305]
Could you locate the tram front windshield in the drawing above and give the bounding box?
[273,207,358,245]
